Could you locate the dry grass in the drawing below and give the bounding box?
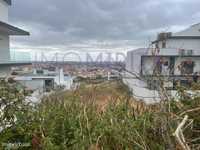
[1,79,200,149]
[47,81,160,116]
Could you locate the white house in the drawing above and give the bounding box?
[0,0,29,63]
[13,68,75,103]
[0,1,75,100]
[0,0,29,77]
[124,23,200,103]
[152,23,200,51]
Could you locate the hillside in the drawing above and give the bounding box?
[0,80,200,149]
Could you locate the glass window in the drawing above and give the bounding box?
[162,41,166,48]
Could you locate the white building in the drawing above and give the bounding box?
[152,23,200,51]
[13,67,74,92]
[0,1,75,101]
[0,0,29,63]
[124,23,200,103]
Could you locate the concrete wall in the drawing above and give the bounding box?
[123,75,161,103]
[174,23,200,37]
[123,48,163,103]
[158,39,200,50]
[0,0,8,22]
[18,79,45,91]
[126,51,133,71]
[155,24,200,50]
[0,0,10,63]
[125,48,148,74]
[0,34,10,62]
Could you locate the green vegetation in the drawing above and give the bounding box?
[0,80,199,149]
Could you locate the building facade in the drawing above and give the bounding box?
[0,0,29,63]
[124,23,200,102]
[152,23,200,51]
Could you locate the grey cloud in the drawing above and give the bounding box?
[9,0,200,51]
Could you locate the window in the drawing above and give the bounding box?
[162,41,166,48]
[155,43,159,49]
[153,59,169,75]
[180,61,194,75]
[163,61,169,66]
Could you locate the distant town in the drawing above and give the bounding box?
[1,0,200,149]
[1,0,200,102]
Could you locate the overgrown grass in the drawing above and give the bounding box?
[0,80,200,149]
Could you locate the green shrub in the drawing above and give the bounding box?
[0,80,199,149]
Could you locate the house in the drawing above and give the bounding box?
[0,0,29,76]
[152,23,200,51]
[12,67,74,93]
[0,0,76,98]
[124,23,200,103]
[123,48,162,103]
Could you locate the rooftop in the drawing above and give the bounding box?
[0,21,30,35]
[152,23,200,44]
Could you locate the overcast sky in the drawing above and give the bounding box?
[9,0,200,53]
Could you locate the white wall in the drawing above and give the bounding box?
[0,0,8,22]
[0,34,10,62]
[123,77,161,103]
[174,23,200,37]
[0,0,10,62]
[18,79,45,91]
[153,23,200,51]
[125,48,148,74]
[126,51,133,71]
[165,39,200,50]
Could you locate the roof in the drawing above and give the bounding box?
[127,48,148,55]
[0,21,30,36]
[168,36,200,39]
[152,36,200,44]
[3,0,11,5]
[174,23,200,37]
[152,23,200,44]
